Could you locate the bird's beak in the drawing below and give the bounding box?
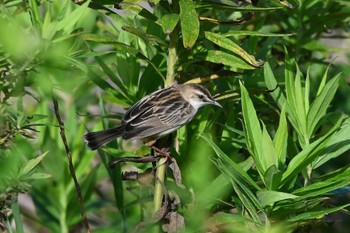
[211,100,222,108]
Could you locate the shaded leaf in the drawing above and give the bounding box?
[179,0,199,48]
[257,190,298,207]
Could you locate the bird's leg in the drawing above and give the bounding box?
[151,145,171,159]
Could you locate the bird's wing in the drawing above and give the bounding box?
[122,86,176,124]
[122,99,195,140]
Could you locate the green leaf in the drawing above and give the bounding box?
[280,119,342,187]
[264,165,283,191]
[293,165,350,198]
[206,50,256,70]
[207,212,254,224]
[205,32,263,67]
[18,152,48,178]
[201,135,261,191]
[240,82,265,174]
[56,0,91,34]
[262,122,278,171]
[257,190,298,207]
[224,31,295,37]
[157,14,179,34]
[287,204,350,222]
[179,0,199,48]
[26,173,51,180]
[263,62,287,109]
[273,105,288,165]
[312,117,350,168]
[122,26,167,46]
[306,74,340,138]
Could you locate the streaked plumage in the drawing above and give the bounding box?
[84,83,221,150]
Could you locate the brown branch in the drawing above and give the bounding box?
[52,98,91,233]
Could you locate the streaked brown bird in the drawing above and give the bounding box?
[84,83,221,150]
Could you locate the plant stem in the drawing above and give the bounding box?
[165,30,179,87]
[153,157,168,213]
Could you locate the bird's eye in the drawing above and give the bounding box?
[198,94,204,100]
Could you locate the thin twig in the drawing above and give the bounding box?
[52,98,91,233]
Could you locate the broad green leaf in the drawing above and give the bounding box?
[273,105,287,165]
[257,190,298,207]
[306,74,340,138]
[205,31,263,67]
[18,152,48,178]
[240,82,265,174]
[264,165,282,191]
[287,204,350,222]
[179,0,199,48]
[157,14,179,34]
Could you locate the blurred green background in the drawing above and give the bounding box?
[1,0,350,232]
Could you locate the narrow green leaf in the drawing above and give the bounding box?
[280,119,342,187]
[56,0,91,33]
[262,123,278,173]
[206,50,256,70]
[257,190,298,207]
[224,31,295,37]
[205,32,263,67]
[312,117,350,168]
[207,212,254,224]
[157,14,179,34]
[317,64,330,96]
[94,56,129,97]
[263,62,287,109]
[293,65,307,142]
[287,204,350,222]
[122,26,167,46]
[307,74,340,138]
[179,0,199,48]
[214,158,262,223]
[202,135,261,191]
[25,173,51,180]
[304,67,310,113]
[18,152,48,178]
[273,105,288,165]
[293,166,350,198]
[240,82,265,174]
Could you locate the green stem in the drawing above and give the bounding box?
[165,31,179,87]
[153,157,168,213]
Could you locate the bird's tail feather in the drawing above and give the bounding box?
[84,126,124,150]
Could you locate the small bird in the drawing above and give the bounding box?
[84,83,221,150]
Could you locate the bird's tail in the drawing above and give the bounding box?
[84,126,124,150]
